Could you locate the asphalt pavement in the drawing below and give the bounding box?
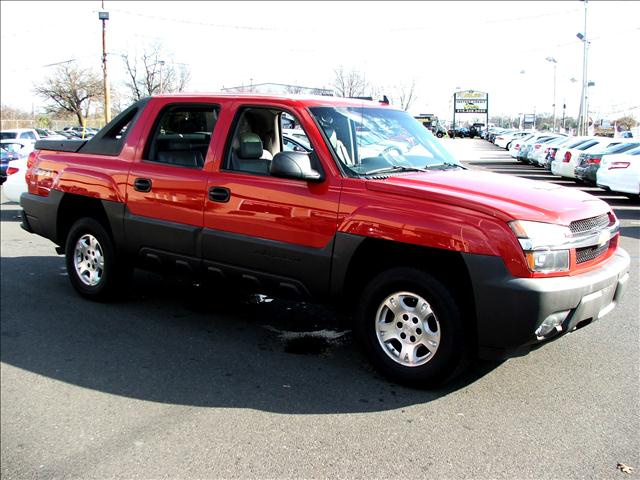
[1,139,638,479]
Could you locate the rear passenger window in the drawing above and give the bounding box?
[145,104,219,169]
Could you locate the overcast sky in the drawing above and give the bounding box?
[1,1,639,121]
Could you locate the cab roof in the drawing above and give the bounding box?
[148,92,394,109]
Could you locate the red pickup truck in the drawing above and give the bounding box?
[20,94,630,386]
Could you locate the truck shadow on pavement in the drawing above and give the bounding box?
[0,208,23,222]
[0,256,501,414]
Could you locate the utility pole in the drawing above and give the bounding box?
[99,2,111,124]
[546,57,558,132]
[577,0,589,135]
[158,60,165,93]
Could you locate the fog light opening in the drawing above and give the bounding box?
[535,310,571,339]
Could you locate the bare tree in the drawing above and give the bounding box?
[396,79,417,111]
[332,66,367,98]
[33,63,102,125]
[121,43,191,101]
[615,115,638,131]
[383,80,417,111]
[285,84,304,94]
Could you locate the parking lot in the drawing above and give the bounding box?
[1,138,638,479]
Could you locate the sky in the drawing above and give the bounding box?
[1,1,639,122]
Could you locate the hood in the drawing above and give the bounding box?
[365,169,610,225]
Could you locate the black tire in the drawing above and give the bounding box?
[354,267,467,387]
[624,192,640,202]
[65,217,130,301]
[436,132,444,138]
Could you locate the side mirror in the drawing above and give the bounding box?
[270,151,324,182]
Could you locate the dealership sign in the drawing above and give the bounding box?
[454,90,488,114]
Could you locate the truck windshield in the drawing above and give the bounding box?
[309,106,461,176]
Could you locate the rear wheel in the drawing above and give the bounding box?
[354,267,467,387]
[65,217,130,301]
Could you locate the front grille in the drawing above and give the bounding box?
[570,213,610,235]
[576,241,609,264]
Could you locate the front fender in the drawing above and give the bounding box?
[337,192,528,277]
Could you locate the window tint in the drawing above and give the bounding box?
[1,142,21,153]
[567,139,591,148]
[309,106,460,176]
[145,104,219,169]
[225,107,318,177]
[577,140,599,151]
[0,132,18,140]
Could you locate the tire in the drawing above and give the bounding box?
[354,267,467,387]
[436,132,444,138]
[65,217,130,301]
[624,192,640,202]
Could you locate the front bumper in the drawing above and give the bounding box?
[463,250,630,360]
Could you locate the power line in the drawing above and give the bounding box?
[42,59,76,67]
[390,7,581,31]
[107,7,289,32]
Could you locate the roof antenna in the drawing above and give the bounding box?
[381,95,389,105]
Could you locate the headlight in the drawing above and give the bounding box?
[509,220,571,272]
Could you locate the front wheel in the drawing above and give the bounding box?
[354,268,467,387]
[65,217,130,301]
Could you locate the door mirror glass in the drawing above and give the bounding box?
[270,151,323,182]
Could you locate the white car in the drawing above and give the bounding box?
[508,134,535,158]
[597,146,640,197]
[523,134,567,165]
[0,128,40,143]
[532,136,574,167]
[514,133,564,162]
[495,131,532,149]
[552,137,626,179]
[2,156,27,203]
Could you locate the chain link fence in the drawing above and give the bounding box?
[0,118,105,131]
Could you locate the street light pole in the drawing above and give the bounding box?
[99,2,111,124]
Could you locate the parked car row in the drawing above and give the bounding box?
[447,125,482,139]
[485,129,639,199]
[0,126,99,143]
[0,125,101,200]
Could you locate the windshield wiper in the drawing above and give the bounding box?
[364,165,430,175]
[423,162,465,170]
